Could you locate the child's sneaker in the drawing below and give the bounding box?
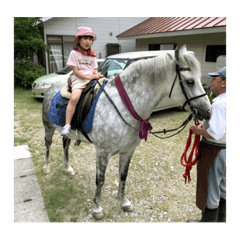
[61,125,71,137]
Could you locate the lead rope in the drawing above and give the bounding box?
[180,126,200,184]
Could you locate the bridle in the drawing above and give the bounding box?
[169,63,207,114]
[96,62,208,140]
[149,63,207,139]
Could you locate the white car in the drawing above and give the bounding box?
[100,50,191,111]
[32,59,105,98]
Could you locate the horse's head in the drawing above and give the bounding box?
[170,45,211,121]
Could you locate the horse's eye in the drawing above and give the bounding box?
[187,80,194,86]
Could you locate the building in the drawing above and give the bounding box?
[117,17,226,84]
[41,17,148,74]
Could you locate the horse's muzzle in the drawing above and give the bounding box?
[193,109,211,121]
[206,110,211,119]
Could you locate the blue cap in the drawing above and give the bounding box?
[208,67,226,80]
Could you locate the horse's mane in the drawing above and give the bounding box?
[123,53,175,82]
[182,53,201,76]
[109,51,201,85]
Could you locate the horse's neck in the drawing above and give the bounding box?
[120,58,174,120]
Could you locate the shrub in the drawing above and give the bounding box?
[14,18,48,88]
[14,61,46,87]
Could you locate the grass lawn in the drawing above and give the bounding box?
[14,85,203,222]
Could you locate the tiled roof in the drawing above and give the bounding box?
[117,17,226,37]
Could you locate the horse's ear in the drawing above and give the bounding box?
[180,44,187,55]
[175,45,187,61]
[175,46,180,62]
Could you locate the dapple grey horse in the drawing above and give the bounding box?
[42,45,211,219]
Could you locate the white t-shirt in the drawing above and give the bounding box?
[203,92,226,145]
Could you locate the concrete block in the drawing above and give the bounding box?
[14,157,35,178]
[14,145,49,222]
[14,197,49,222]
[14,145,31,160]
[14,174,42,204]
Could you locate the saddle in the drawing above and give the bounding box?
[57,76,107,142]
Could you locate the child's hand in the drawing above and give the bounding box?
[90,74,100,80]
[98,74,104,78]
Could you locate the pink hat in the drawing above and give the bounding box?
[74,27,97,42]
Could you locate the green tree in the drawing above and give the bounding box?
[14,17,48,87]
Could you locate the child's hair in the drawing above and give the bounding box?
[75,36,94,48]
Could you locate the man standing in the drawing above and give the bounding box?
[188,66,226,222]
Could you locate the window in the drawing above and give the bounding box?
[149,44,160,50]
[106,44,120,57]
[149,43,175,51]
[47,35,75,73]
[49,44,63,73]
[205,45,226,62]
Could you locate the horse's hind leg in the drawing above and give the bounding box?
[62,137,74,176]
[118,149,136,212]
[92,150,111,220]
[43,125,55,174]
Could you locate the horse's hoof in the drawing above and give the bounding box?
[67,170,75,177]
[93,211,104,220]
[122,204,134,212]
[92,207,104,220]
[42,167,50,174]
[121,200,134,212]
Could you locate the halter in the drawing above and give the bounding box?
[169,64,207,114]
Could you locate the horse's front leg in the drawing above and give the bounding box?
[62,137,74,176]
[93,150,110,220]
[118,149,135,212]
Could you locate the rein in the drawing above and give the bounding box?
[149,113,193,139]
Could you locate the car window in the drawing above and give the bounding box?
[100,58,129,78]
[100,56,156,79]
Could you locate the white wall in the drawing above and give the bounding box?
[136,32,226,76]
[43,17,148,73]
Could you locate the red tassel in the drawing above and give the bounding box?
[180,127,200,184]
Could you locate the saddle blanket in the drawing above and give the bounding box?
[48,80,107,133]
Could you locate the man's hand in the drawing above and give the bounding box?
[191,122,213,139]
[191,123,203,135]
